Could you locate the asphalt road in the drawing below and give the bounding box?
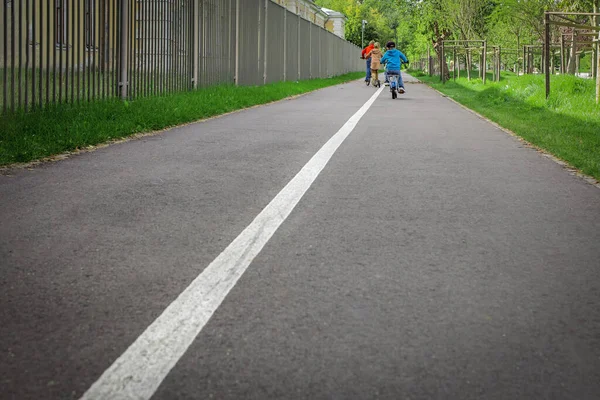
[1,74,600,400]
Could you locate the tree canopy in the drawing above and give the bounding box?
[314,0,600,60]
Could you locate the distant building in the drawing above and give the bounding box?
[321,7,346,39]
[271,0,347,39]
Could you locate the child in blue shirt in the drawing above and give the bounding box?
[380,41,409,93]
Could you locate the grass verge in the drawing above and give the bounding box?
[0,72,364,167]
[410,70,600,181]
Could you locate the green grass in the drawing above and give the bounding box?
[0,72,364,166]
[410,69,600,180]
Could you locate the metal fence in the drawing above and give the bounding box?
[0,0,363,115]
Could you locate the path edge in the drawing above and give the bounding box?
[1,79,363,175]
[416,77,600,191]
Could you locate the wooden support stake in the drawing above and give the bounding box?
[545,12,550,98]
[596,33,600,104]
[560,34,565,74]
[483,40,487,84]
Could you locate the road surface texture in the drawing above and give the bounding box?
[1,73,600,400]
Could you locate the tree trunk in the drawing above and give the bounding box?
[431,22,451,81]
[432,42,450,81]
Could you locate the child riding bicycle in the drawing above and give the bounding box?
[380,41,409,94]
[366,42,383,87]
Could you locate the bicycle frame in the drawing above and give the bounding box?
[388,74,399,91]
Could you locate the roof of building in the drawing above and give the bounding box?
[320,7,346,19]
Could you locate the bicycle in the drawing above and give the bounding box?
[386,62,408,99]
[388,74,400,99]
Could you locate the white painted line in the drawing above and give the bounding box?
[80,85,385,400]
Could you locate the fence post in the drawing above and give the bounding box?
[318,28,322,78]
[440,40,445,83]
[283,8,287,81]
[263,0,268,84]
[309,21,312,78]
[498,46,502,82]
[478,46,482,79]
[193,0,199,89]
[452,47,456,80]
[427,45,431,76]
[119,0,130,99]
[481,40,486,84]
[596,31,600,104]
[492,47,496,81]
[594,4,598,80]
[235,0,239,85]
[545,12,550,98]
[560,34,565,74]
[297,12,301,81]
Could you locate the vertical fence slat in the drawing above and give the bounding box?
[110,0,114,98]
[103,0,107,99]
[173,0,177,92]
[10,0,16,112]
[179,0,183,91]
[135,0,139,98]
[51,0,56,104]
[185,0,188,90]
[115,0,119,98]
[190,0,194,89]
[39,0,43,109]
[163,0,166,93]
[164,0,168,93]
[180,0,183,91]
[119,0,129,99]
[185,0,189,90]
[2,0,6,113]
[157,0,161,94]
[160,0,165,95]
[93,0,98,99]
[86,0,90,101]
[77,0,81,103]
[141,0,145,97]
[32,0,37,109]
[139,0,143,98]
[143,0,148,96]
[17,0,23,109]
[100,0,104,99]
[1,1,362,116]
[64,0,69,104]
[165,0,169,94]
[166,0,170,93]
[98,0,102,99]
[113,0,117,98]
[45,0,50,105]
[25,0,30,111]
[152,0,156,96]
[70,0,75,103]
[174,0,178,92]
[169,0,174,93]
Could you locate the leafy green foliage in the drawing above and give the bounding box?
[316,0,599,62]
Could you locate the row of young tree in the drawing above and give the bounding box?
[315,0,600,76]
